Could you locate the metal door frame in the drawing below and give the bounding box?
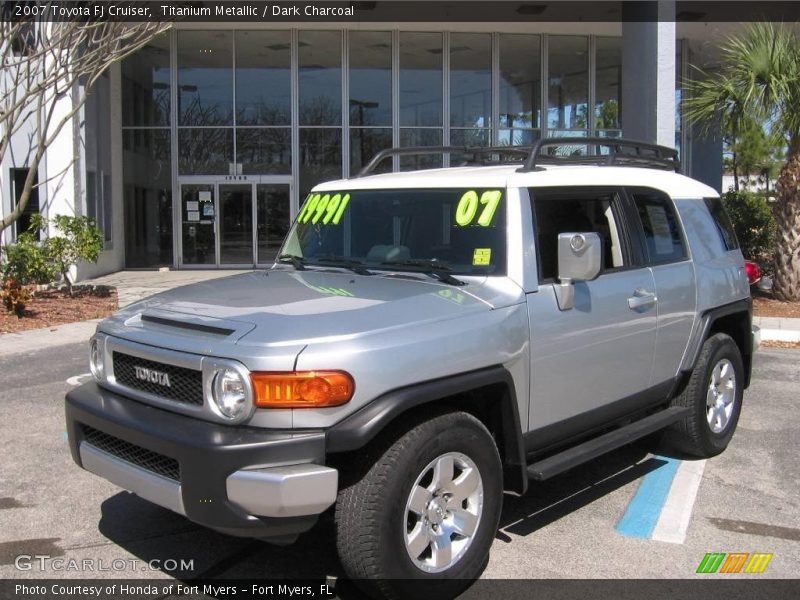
[177,175,292,268]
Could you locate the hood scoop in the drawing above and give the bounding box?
[126,308,256,342]
[140,313,235,337]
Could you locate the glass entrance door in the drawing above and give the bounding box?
[181,183,216,265]
[256,184,291,265]
[219,184,253,265]
[179,179,291,268]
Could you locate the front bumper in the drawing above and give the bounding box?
[65,382,337,540]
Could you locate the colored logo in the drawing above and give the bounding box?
[696,552,773,574]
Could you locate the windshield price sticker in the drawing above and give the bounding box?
[298,193,351,225]
[455,190,502,227]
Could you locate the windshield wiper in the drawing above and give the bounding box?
[277,254,307,270]
[378,259,466,286]
[311,255,374,276]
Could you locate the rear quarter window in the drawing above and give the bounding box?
[703,197,740,251]
[630,189,688,264]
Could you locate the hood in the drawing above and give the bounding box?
[102,269,502,348]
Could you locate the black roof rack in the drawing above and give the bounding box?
[353,146,532,178]
[517,137,680,172]
[353,137,679,178]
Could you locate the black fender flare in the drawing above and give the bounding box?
[325,365,528,494]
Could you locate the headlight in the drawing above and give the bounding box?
[211,368,249,420]
[89,337,104,381]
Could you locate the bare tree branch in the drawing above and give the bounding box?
[1,2,172,235]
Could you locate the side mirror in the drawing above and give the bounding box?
[554,232,602,311]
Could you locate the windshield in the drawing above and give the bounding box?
[279,188,507,275]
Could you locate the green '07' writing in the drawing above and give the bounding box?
[455,190,502,227]
[298,193,351,225]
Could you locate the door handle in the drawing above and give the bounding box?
[628,288,657,310]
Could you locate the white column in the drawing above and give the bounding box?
[621,1,676,148]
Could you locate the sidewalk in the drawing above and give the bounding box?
[0,269,798,356]
[0,269,251,356]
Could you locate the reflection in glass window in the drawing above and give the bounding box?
[450,129,489,148]
[299,31,342,126]
[299,128,342,197]
[123,130,172,267]
[400,32,443,127]
[235,31,290,126]
[178,128,233,175]
[547,36,588,130]
[349,32,392,126]
[122,34,170,127]
[399,128,443,170]
[350,128,393,174]
[257,185,291,264]
[595,37,621,131]
[499,34,541,131]
[237,128,291,175]
[177,31,233,126]
[450,33,491,128]
[498,129,538,146]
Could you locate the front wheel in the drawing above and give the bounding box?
[335,411,503,599]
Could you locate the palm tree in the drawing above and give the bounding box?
[684,22,800,301]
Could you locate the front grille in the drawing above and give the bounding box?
[82,426,180,481]
[113,352,203,405]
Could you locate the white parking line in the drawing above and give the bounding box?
[66,373,92,386]
[650,458,707,544]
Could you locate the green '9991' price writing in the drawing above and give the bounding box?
[455,190,502,227]
[298,193,351,225]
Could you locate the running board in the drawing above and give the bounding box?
[526,406,690,481]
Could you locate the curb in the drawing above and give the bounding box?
[759,329,800,343]
[0,319,100,357]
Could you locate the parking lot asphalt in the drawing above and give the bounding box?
[0,344,797,593]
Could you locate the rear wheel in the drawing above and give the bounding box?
[666,333,744,457]
[335,411,502,599]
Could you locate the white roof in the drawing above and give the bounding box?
[313,164,719,199]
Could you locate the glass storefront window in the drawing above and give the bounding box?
[399,128,443,170]
[178,128,233,175]
[122,34,170,127]
[299,128,342,197]
[299,31,342,126]
[499,34,541,131]
[177,31,234,126]
[498,128,538,146]
[237,128,291,175]
[123,129,172,267]
[349,32,392,126]
[450,129,489,148]
[350,128,393,174]
[400,32,443,127]
[547,36,588,130]
[595,37,621,130]
[450,33,491,129]
[235,31,291,126]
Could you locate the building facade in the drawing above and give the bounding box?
[2,15,733,278]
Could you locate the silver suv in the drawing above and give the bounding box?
[66,138,757,599]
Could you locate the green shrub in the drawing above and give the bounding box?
[42,215,103,296]
[1,232,56,286]
[721,190,776,262]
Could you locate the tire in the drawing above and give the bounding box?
[334,411,503,600]
[666,333,744,457]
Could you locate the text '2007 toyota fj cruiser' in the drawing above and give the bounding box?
[66,138,758,599]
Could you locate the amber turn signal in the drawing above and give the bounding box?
[251,371,355,408]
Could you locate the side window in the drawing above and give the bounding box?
[631,190,687,264]
[531,189,627,282]
[704,197,739,251]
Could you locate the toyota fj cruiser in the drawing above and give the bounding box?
[65,138,758,599]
